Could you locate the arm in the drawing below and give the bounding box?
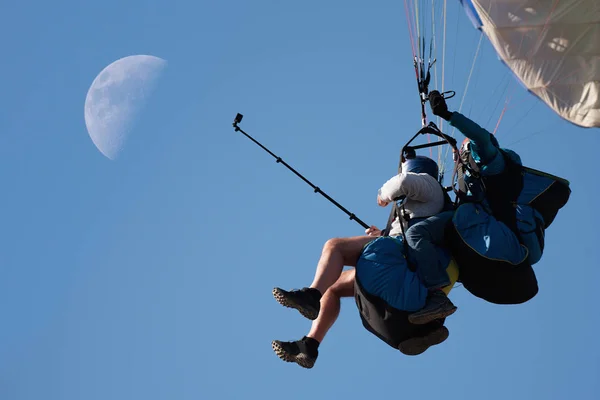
[428,90,500,164]
[448,112,499,164]
[378,172,440,203]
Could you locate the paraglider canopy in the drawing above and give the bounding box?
[458,0,600,128]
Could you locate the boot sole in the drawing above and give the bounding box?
[272,288,319,320]
[272,340,316,369]
[398,326,449,356]
[408,304,458,325]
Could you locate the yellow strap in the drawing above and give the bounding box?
[441,258,460,295]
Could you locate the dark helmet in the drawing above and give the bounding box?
[402,155,439,180]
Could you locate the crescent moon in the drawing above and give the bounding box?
[84,55,167,160]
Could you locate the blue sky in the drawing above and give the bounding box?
[2,0,599,399]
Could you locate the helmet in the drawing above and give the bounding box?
[459,135,521,164]
[402,155,439,180]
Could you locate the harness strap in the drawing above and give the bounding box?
[453,146,525,241]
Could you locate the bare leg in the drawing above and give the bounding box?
[307,269,355,343]
[310,236,374,295]
[273,235,374,321]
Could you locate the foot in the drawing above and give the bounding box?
[272,336,319,369]
[272,287,321,320]
[398,326,449,356]
[408,290,457,325]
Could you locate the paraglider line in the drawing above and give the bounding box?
[443,31,484,164]
[232,113,370,230]
[403,0,417,58]
[492,103,508,135]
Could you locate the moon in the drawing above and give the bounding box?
[84,55,167,160]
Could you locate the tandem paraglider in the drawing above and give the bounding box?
[226,0,590,369]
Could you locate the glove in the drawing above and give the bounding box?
[429,90,453,121]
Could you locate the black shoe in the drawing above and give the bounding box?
[272,287,321,320]
[272,336,319,369]
[398,326,449,356]
[408,290,457,325]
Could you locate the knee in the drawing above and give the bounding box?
[323,237,344,253]
[405,226,423,244]
[407,220,437,243]
[328,269,356,298]
[329,280,355,298]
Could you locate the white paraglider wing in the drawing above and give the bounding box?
[460,0,600,128]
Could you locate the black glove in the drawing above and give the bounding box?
[428,90,453,121]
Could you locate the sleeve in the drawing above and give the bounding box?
[378,173,439,203]
[449,112,499,164]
